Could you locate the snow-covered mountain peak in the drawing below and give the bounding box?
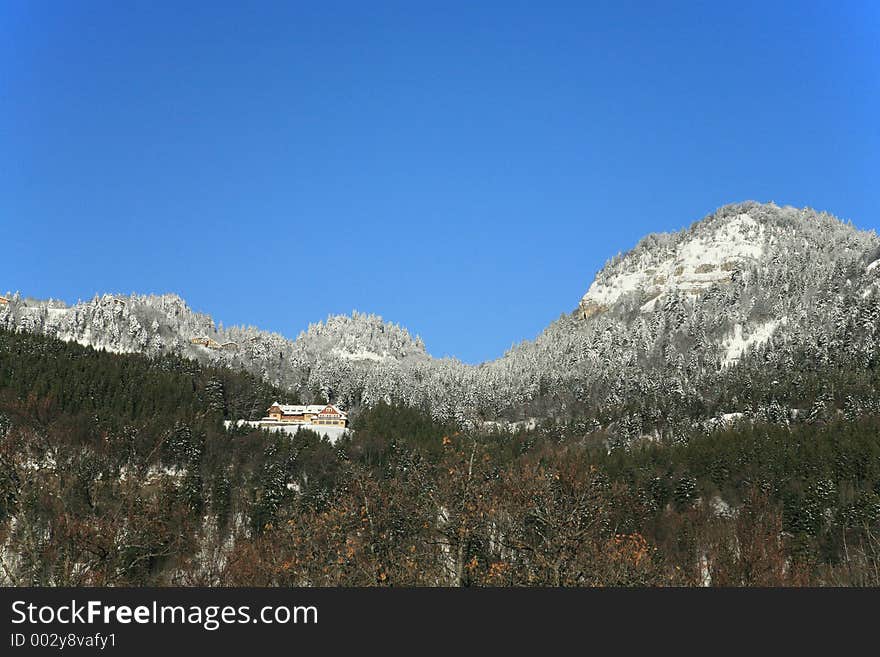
[577,201,873,319]
[580,206,768,317]
[296,311,428,361]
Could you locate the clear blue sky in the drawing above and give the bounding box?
[2,2,878,363]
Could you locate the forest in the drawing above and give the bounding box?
[1,328,879,586]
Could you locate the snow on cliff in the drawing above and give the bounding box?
[581,212,765,315]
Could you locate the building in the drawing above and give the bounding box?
[191,336,222,349]
[0,296,8,305]
[265,402,348,428]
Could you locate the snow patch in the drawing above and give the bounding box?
[722,319,783,365]
[703,412,746,431]
[480,417,538,433]
[330,348,392,362]
[709,495,734,518]
[225,420,349,444]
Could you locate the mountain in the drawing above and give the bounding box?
[5,201,880,587]
[4,201,880,434]
[0,292,431,406]
[580,202,876,319]
[498,201,880,433]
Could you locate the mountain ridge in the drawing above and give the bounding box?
[4,201,879,430]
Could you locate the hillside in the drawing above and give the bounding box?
[1,327,879,586]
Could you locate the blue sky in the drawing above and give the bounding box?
[2,2,878,363]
